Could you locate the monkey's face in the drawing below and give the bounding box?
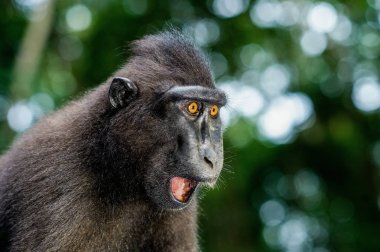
[144,85,226,210]
[108,78,226,210]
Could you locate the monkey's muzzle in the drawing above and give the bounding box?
[170,177,198,203]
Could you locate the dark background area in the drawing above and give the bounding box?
[1,0,380,251]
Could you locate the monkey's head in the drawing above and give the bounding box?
[105,31,226,210]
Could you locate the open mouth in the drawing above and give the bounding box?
[170,177,198,203]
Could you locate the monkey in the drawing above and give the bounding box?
[0,30,227,251]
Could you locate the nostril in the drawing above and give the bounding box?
[204,157,213,168]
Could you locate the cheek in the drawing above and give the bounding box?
[211,124,223,143]
[147,143,174,169]
[131,117,171,145]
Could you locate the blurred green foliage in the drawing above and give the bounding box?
[2,0,380,251]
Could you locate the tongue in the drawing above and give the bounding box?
[171,177,196,203]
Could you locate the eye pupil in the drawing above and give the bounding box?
[187,102,198,114]
[210,105,219,117]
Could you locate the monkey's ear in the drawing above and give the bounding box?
[109,77,138,109]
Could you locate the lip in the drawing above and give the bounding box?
[170,177,199,204]
[169,176,218,205]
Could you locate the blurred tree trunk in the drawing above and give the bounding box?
[10,0,55,100]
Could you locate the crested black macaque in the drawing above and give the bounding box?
[0,30,226,251]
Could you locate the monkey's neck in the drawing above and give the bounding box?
[95,199,199,251]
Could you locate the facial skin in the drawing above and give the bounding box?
[145,85,226,209]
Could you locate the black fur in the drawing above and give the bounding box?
[0,30,220,251]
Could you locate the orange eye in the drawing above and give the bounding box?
[187,102,199,115]
[210,105,219,117]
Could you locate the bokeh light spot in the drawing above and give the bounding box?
[260,64,291,96]
[7,102,34,133]
[251,0,300,27]
[294,170,320,198]
[212,0,249,18]
[219,81,265,126]
[183,19,220,47]
[277,1,300,26]
[263,226,281,248]
[250,0,282,28]
[29,93,55,119]
[65,4,92,32]
[307,2,338,33]
[352,77,380,112]
[300,30,327,56]
[360,32,380,47]
[58,36,83,61]
[260,200,286,226]
[14,0,48,12]
[329,15,352,43]
[279,218,308,250]
[239,44,272,69]
[257,93,314,144]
